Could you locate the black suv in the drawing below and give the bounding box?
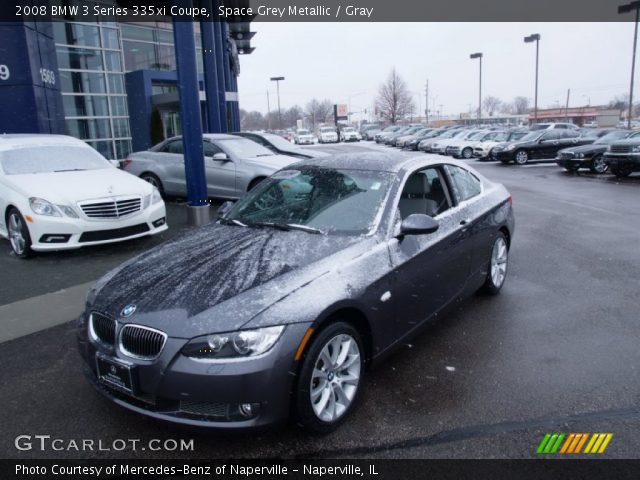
[493,129,593,165]
[603,135,640,177]
[556,130,638,174]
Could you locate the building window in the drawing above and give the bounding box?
[55,20,132,160]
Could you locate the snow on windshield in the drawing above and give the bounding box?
[217,138,273,157]
[0,145,111,175]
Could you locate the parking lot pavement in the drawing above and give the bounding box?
[1,143,639,459]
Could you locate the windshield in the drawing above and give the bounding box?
[343,127,356,132]
[217,138,274,157]
[594,130,634,144]
[225,167,392,235]
[466,131,486,140]
[263,134,295,150]
[320,127,335,133]
[384,126,399,132]
[0,145,111,175]
[509,131,529,141]
[297,129,311,135]
[518,131,543,142]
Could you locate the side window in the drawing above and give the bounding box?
[398,167,452,219]
[203,141,223,157]
[445,165,481,203]
[564,130,579,138]
[166,140,184,155]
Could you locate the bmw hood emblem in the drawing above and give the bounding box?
[121,304,137,317]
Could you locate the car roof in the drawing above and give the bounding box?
[289,151,461,174]
[0,134,86,151]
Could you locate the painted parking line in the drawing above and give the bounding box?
[0,281,94,344]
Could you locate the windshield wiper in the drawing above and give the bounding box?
[252,221,324,235]
[255,154,275,157]
[218,217,247,227]
[53,168,86,172]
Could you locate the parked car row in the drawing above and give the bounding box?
[372,122,640,177]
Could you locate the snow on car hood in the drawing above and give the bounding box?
[90,223,370,334]
[6,168,151,204]
[244,154,299,169]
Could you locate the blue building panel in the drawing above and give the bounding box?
[0,21,65,134]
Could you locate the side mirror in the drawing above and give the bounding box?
[399,214,439,236]
[217,200,234,217]
[109,159,121,168]
[212,152,229,161]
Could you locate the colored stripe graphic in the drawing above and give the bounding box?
[539,433,612,454]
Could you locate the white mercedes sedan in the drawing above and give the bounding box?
[0,135,168,258]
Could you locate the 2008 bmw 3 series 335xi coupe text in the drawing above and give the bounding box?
[77,152,514,433]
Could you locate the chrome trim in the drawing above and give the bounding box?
[88,312,116,347]
[118,324,167,361]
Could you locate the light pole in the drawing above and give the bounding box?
[582,94,591,106]
[619,1,640,129]
[347,91,366,124]
[470,52,482,125]
[524,34,541,123]
[270,76,284,129]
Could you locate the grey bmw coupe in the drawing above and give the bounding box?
[78,152,514,433]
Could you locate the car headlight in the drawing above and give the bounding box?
[57,205,79,218]
[182,325,285,360]
[576,153,585,158]
[505,144,516,151]
[633,145,640,153]
[152,187,162,204]
[29,197,61,217]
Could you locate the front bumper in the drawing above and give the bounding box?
[26,202,167,251]
[78,315,311,428]
[494,150,516,162]
[603,153,640,168]
[555,156,589,169]
[297,138,314,144]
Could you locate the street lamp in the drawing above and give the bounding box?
[524,33,541,123]
[270,76,285,129]
[619,1,640,129]
[469,52,483,125]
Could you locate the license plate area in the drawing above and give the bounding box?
[96,354,135,395]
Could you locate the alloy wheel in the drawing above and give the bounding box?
[490,237,508,288]
[515,150,528,165]
[462,147,472,159]
[591,155,607,174]
[310,334,361,422]
[8,213,26,255]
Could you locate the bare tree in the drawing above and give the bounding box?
[512,96,530,115]
[375,68,415,124]
[283,105,304,128]
[482,96,502,116]
[240,110,265,131]
[305,99,334,129]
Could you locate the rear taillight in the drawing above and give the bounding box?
[508,195,513,205]
[122,159,132,169]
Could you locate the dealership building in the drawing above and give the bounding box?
[0,3,254,161]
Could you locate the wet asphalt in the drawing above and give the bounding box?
[1,142,639,459]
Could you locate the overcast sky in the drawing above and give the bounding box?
[237,23,634,120]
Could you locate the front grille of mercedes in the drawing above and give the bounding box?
[81,198,142,219]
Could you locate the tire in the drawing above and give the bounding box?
[248,177,267,191]
[6,207,33,259]
[461,147,473,159]
[140,173,165,198]
[294,321,364,433]
[590,154,608,174]
[481,232,508,295]
[514,150,529,165]
[611,165,632,178]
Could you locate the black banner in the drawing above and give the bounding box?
[3,459,640,480]
[0,0,636,23]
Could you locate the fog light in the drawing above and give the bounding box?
[238,403,260,418]
[153,217,166,228]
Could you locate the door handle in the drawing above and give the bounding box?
[459,219,472,231]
